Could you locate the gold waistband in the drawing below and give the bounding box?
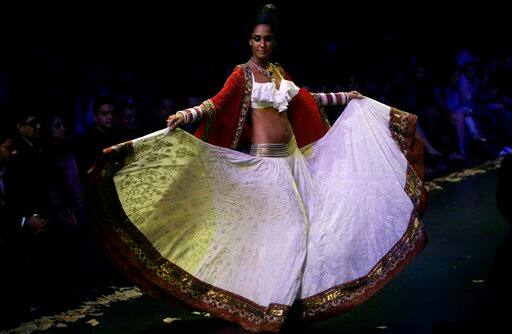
[250,137,297,157]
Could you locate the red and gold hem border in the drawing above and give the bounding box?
[389,107,427,216]
[298,212,426,321]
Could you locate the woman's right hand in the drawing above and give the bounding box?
[167,113,184,130]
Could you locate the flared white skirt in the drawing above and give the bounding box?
[89,98,427,332]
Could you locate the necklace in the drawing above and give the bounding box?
[250,57,273,79]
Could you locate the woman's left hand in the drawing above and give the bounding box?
[347,91,364,100]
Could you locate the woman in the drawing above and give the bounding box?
[43,115,88,300]
[45,115,83,227]
[90,5,427,332]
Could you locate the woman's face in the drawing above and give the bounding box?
[51,116,66,141]
[249,24,274,61]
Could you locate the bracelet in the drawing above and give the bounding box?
[188,108,198,122]
[184,108,193,122]
[176,110,188,124]
[342,92,348,104]
[193,107,202,121]
[314,92,349,106]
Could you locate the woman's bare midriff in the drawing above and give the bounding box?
[251,107,293,144]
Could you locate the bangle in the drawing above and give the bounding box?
[193,107,202,121]
[185,109,193,122]
[187,108,197,122]
[176,111,188,124]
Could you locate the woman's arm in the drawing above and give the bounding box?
[310,91,364,106]
[167,67,244,129]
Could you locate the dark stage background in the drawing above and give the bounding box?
[0,1,509,118]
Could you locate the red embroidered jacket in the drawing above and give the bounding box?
[194,64,332,150]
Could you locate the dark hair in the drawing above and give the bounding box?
[250,4,279,38]
[92,95,115,115]
[14,111,40,126]
[120,97,137,111]
[45,113,71,132]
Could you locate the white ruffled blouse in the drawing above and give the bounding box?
[250,71,300,112]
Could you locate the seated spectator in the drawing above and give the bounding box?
[437,68,486,160]
[1,125,28,327]
[74,96,122,180]
[43,114,88,301]
[143,96,176,133]
[118,98,143,140]
[4,114,61,317]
